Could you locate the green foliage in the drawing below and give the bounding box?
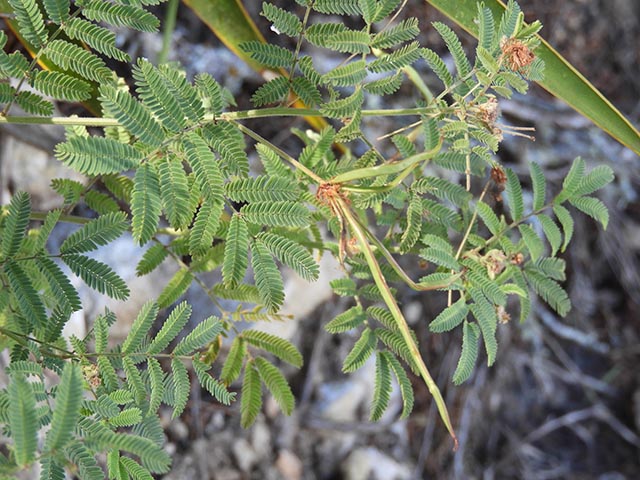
[0,0,617,474]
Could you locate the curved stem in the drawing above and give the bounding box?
[336,198,458,449]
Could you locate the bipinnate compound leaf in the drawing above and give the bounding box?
[241,361,262,428]
[452,321,481,385]
[242,329,303,368]
[254,357,295,416]
[8,373,37,466]
[2,191,30,258]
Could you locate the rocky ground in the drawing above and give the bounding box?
[1,1,639,479]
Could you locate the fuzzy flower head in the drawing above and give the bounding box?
[500,37,536,72]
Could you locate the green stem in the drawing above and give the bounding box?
[158,0,180,64]
[0,106,444,127]
[336,199,458,449]
[330,137,442,184]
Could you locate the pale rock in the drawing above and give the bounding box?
[342,447,412,480]
[1,135,84,210]
[68,234,178,345]
[316,357,376,422]
[251,418,272,459]
[275,449,303,480]
[402,301,422,326]
[232,438,257,472]
[253,251,342,341]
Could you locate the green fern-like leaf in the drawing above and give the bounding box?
[8,0,47,48]
[64,440,103,480]
[538,214,562,256]
[240,41,295,68]
[62,253,129,299]
[414,176,472,209]
[374,328,419,375]
[170,359,189,419]
[241,201,310,228]
[202,122,249,177]
[524,268,571,316]
[529,161,546,211]
[2,191,30,259]
[157,63,204,124]
[225,176,299,203]
[0,47,30,78]
[60,211,128,254]
[261,2,302,36]
[371,17,419,49]
[192,359,236,405]
[121,301,158,354]
[79,0,160,32]
[257,231,319,282]
[36,256,82,313]
[432,22,471,78]
[31,70,91,101]
[136,243,168,276]
[322,59,368,87]
[553,204,573,252]
[147,357,165,414]
[45,39,111,83]
[254,356,295,415]
[304,22,348,47]
[297,55,321,84]
[476,4,496,52]
[369,351,391,421]
[157,156,192,229]
[573,165,615,197]
[157,266,193,310]
[518,224,543,261]
[133,58,187,133]
[364,72,403,95]
[469,300,497,367]
[558,157,586,201]
[4,260,48,328]
[242,329,303,368]
[222,214,249,288]
[119,456,152,480]
[421,48,453,87]
[291,76,321,106]
[476,201,502,236]
[368,41,421,73]
[299,126,336,168]
[64,18,130,62]
[383,351,414,418]
[342,327,377,373]
[419,247,460,270]
[429,298,469,333]
[320,86,364,118]
[251,76,290,106]
[399,191,423,253]
[172,316,223,356]
[452,321,480,385]
[8,373,37,466]
[313,0,360,15]
[84,190,119,214]
[569,196,609,230]
[504,167,524,220]
[221,337,246,385]
[324,29,371,54]
[55,135,142,175]
[131,163,162,245]
[40,457,66,480]
[108,408,143,428]
[532,257,566,282]
[148,301,191,355]
[251,238,285,312]
[240,361,262,428]
[195,72,225,115]
[99,86,164,146]
[325,306,367,334]
[43,0,70,24]
[15,90,53,116]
